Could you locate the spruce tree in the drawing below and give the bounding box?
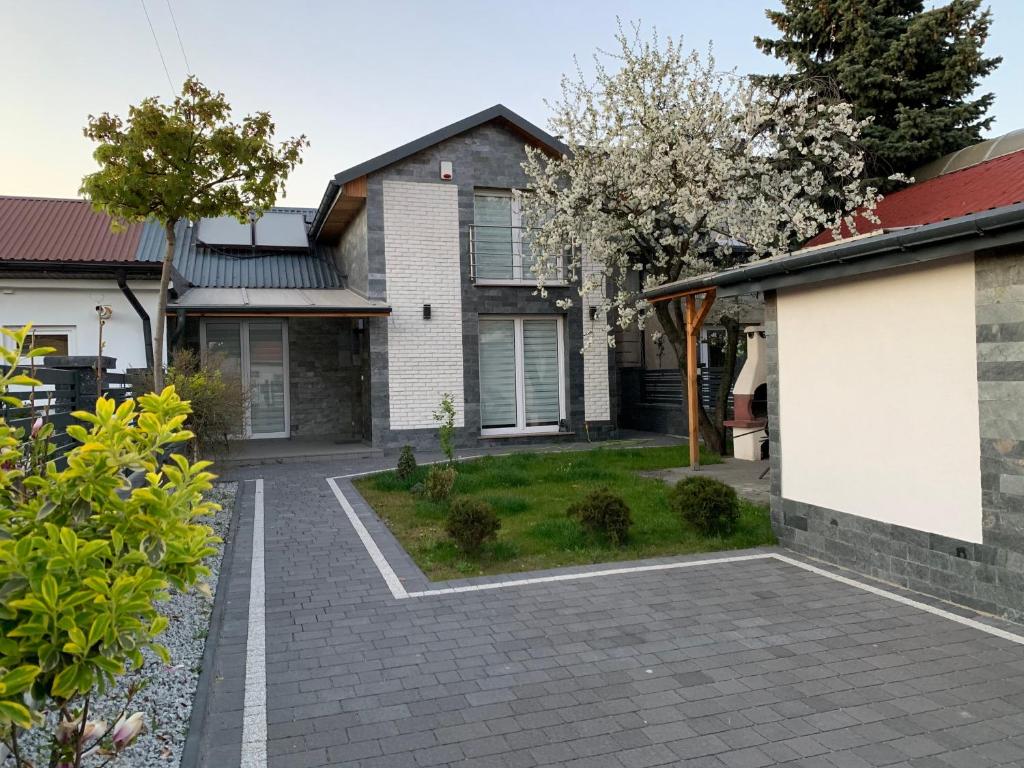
[755,0,1001,187]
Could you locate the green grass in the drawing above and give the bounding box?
[353,446,775,581]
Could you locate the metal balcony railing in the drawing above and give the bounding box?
[469,225,570,283]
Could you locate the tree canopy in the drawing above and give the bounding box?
[755,0,1001,186]
[521,25,883,452]
[81,77,308,389]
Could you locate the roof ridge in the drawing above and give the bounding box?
[904,146,1024,189]
[0,194,89,204]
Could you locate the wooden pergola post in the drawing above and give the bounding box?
[682,289,716,469]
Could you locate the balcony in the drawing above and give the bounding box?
[469,225,570,285]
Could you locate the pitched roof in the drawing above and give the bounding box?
[807,149,1024,247]
[0,195,147,264]
[311,104,567,239]
[136,208,344,289]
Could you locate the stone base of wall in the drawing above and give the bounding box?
[377,425,618,452]
[772,496,1024,623]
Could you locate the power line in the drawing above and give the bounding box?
[164,0,191,76]
[139,0,175,95]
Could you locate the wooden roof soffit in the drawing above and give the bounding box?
[319,175,367,242]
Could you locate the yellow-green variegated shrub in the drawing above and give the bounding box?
[0,325,219,766]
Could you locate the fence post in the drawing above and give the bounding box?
[44,356,117,413]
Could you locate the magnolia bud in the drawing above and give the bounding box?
[111,712,145,750]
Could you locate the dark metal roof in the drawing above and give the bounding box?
[311,104,568,239]
[0,195,147,264]
[645,203,1024,301]
[136,208,344,289]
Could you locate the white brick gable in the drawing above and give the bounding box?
[582,249,611,421]
[382,180,465,430]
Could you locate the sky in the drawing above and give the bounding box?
[2,0,1021,207]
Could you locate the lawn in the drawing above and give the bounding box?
[353,445,775,581]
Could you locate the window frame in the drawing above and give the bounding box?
[3,325,76,358]
[478,314,567,436]
[472,189,565,287]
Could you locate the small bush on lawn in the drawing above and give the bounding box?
[566,488,632,545]
[446,498,501,553]
[425,463,457,502]
[396,444,417,480]
[670,476,740,535]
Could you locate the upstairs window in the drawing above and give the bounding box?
[472,190,541,283]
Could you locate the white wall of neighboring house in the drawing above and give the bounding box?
[382,180,466,430]
[776,256,983,543]
[0,278,161,370]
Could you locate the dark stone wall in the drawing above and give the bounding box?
[287,318,366,441]
[767,252,1024,622]
[362,121,615,449]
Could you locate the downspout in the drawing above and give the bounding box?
[116,271,154,370]
[170,309,188,349]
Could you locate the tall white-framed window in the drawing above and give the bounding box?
[472,189,560,285]
[199,318,290,439]
[479,315,566,435]
[3,325,76,358]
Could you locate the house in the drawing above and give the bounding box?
[161,105,617,448]
[0,195,162,369]
[645,146,1024,620]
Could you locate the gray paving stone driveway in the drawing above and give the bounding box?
[190,455,1024,768]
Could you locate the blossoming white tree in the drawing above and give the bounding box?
[521,24,885,454]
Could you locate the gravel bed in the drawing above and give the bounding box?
[16,481,237,768]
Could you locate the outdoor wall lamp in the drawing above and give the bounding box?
[423,304,432,320]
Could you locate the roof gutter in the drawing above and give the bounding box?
[309,180,341,241]
[644,203,1024,302]
[116,271,155,371]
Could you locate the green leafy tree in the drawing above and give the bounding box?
[0,325,220,768]
[755,0,1001,186]
[81,77,308,390]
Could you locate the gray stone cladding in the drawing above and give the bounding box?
[767,251,1024,622]
[361,121,616,449]
[287,317,369,441]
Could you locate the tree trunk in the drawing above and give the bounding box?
[152,221,177,392]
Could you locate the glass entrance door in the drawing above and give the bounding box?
[201,318,289,438]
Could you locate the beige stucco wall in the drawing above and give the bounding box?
[776,256,983,542]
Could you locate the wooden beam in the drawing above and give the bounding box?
[683,289,717,470]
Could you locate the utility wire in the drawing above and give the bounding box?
[139,0,175,95]
[164,0,191,76]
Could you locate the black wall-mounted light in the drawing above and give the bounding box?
[589,306,598,321]
[423,304,432,320]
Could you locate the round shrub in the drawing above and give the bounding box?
[445,498,501,553]
[670,476,740,535]
[396,444,417,480]
[566,488,632,545]
[425,464,457,502]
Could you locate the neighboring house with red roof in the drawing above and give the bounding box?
[0,195,163,369]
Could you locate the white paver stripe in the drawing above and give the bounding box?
[241,479,267,768]
[327,475,1024,646]
[327,476,409,599]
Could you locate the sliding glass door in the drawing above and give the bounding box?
[479,316,565,434]
[201,319,289,439]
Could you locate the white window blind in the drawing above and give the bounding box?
[474,192,514,280]
[522,320,560,426]
[479,319,518,429]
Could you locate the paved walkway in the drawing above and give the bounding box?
[187,449,1024,768]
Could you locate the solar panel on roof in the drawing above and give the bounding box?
[197,216,252,247]
[254,213,308,249]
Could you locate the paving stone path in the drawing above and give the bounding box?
[188,454,1024,768]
